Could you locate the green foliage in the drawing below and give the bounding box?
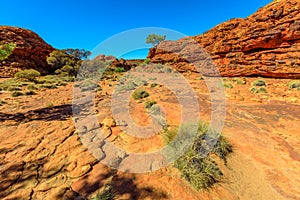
[146,34,166,46]
[145,100,157,109]
[0,79,24,91]
[162,128,178,145]
[39,83,58,89]
[132,89,149,100]
[223,82,233,89]
[218,79,233,89]
[0,42,16,61]
[149,104,161,115]
[63,48,91,60]
[175,156,222,190]
[47,49,91,76]
[24,90,36,95]
[11,91,24,97]
[114,67,125,73]
[144,58,151,64]
[252,79,266,87]
[27,85,38,90]
[163,122,233,190]
[38,75,73,84]
[14,69,41,82]
[288,80,300,90]
[232,77,246,85]
[47,103,54,108]
[77,79,100,92]
[211,135,233,163]
[91,186,115,200]
[250,86,267,94]
[150,83,158,88]
[196,76,204,80]
[0,74,69,97]
[0,99,6,106]
[7,86,22,91]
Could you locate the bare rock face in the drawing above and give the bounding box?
[0,26,55,77]
[148,0,300,78]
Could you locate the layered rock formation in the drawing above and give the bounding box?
[0,26,54,77]
[148,0,300,78]
[94,54,143,71]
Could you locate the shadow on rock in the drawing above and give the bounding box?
[0,104,72,123]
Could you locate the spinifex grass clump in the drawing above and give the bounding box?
[163,122,233,190]
[250,86,267,94]
[288,80,300,90]
[132,89,149,100]
[252,79,266,87]
[232,77,246,85]
[145,100,157,109]
[14,69,41,82]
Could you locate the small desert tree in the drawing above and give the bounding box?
[0,42,16,61]
[47,49,91,76]
[146,34,166,47]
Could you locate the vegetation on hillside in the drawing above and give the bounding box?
[47,48,91,77]
[0,42,16,61]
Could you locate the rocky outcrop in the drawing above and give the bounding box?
[148,0,300,78]
[94,54,143,71]
[0,26,54,77]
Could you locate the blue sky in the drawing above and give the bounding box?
[1,0,272,58]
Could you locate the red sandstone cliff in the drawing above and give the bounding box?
[148,0,300,78]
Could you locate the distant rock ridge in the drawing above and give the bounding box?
[0,26,54,77]
[147,0,300,78]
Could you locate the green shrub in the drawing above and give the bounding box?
[175,156,222,190]
[150,83,158,88]
[114,67,125,73]
[163,122,233,190]
[47,103,54,108]
[91,186,114,200]
[163,66,172,73]
[250,86,267,94]
[149,104,161,115]
[145,100,157,109]
[196,76,204,80]
[0,42,16,61]
[132,89,149,100]
[162,128,178,144]
[0,100,6,106]
[232,77,246,85]
[288,80,300,89]
[223,82,233,89]
[252,79,266,87]
[144,58,151,64]
[79,80,98,92]
[40,83,58,89]
[38,75,61,84]
[0,79,24,91]
[27,85,38,90]
[117,81,137,91]
[55,81,66,86]
[211,135,233,163]
[14,69,41,82]
[11,91,24,97]
[7,86,22,91]
[24,90,36,95]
